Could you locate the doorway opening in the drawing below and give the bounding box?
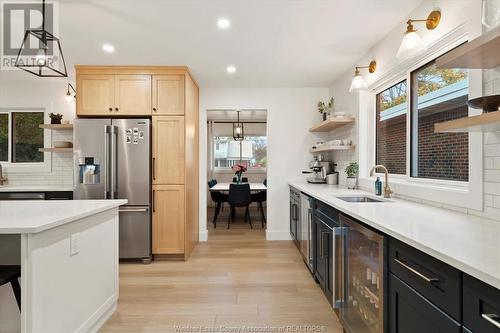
[206,109,267,236]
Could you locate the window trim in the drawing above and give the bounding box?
[0,108,51,173]
[358,22,483,210]
[212,135,267,171]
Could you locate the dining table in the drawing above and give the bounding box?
[209,182,267,192]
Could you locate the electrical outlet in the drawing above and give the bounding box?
[70,233,80,256]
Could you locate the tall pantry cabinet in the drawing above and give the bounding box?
[75,66,199,260]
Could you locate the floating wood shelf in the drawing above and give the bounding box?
[39,124,73,130]
[436,25,500,69]
[38,148,73,153]
[310,145,355,153]
[309,116,355,133]
[434,111,500,133]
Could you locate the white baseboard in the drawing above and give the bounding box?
[266,230,292,240]
[199,229,208,242]
[80,295,117,333]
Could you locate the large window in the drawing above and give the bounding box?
[376,81,407,175]
[411,61,468,182]
[213,136,267,169]
[0,111,44,163]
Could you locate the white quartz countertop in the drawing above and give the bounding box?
[289,181,500,290]
[0,185,74,192]
[0,199,127,234]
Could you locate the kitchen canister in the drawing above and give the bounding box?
[326,173,339,185]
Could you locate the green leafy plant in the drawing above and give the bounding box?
[49,113,63,121]
[327,97,334,110]
[317,101,326,114]
[345,162,359,178]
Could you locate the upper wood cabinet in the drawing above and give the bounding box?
[152,75,185,115]
[77,74,115,116]
[114,75,151,115]
[152,116,185,185]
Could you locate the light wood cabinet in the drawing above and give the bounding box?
[76,74,115,115]
[152,116,185,185]
[152,185,185,254]
[114,75,151,115]
[152,75,185,115]
[75,66,199,259]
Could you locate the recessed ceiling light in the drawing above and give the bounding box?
[102,43,115,54]
[217,18,231,29]
[226,65,236,73]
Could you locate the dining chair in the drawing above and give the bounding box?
[0,265,21,311]
[227,183,252,229]
[232,177,249,183]
[208,181,228,228]
[251,179,267,228]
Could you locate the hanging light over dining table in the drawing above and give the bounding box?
[233,110,244,141]
[15,0,68,77]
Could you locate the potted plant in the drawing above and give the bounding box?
[49,113,63,124]
[345,162,359,189]
[232,163,247,184]
[317,101,327,121]
[327,97,334,115]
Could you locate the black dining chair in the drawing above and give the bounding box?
[0,265,21,311]
[208,181,228,228]
[232,177,249,183]
[251,179,267,228]
[227,183,252,229]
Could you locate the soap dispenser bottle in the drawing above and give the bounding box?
[375,177,382,196]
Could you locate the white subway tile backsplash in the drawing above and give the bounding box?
[485,143,500,157]
[484,182,500,195]
[485,194,494,207]
[485,157,494,169]
[485,132,500,144]
[485,170,500,182]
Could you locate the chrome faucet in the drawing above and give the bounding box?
[0,164,7,185]
[370,165,393,198]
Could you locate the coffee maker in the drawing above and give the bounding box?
[303,155,334,184]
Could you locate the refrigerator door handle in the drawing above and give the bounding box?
[110,125,118,199]
[104,125,110,199]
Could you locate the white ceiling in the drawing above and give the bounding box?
[1,0,422,87]
[207,109,267,121]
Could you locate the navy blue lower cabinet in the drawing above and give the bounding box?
[389,273,461,333]
[463,274,500,333]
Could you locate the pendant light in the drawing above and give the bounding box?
[396,10,441,60]
[15,0,68,77]
[233,110,244,141]
[349,60,377,93]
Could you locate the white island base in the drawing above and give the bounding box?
[0,200,126,333]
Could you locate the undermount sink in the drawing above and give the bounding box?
[336,196,388,203]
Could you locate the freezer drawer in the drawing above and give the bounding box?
[118,206,151,261]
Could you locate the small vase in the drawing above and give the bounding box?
[346,177,357,189]
[236,173,242,184]
[322,113,327,121]
[50,118,62,124]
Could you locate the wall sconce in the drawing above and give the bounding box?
[396,10,441,59]
[65,83,76,102]
[349,60,376,92]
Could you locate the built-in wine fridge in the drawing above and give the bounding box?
[339,214,386,333]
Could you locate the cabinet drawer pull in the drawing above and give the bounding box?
[394,258,439,283]
[109,107,113,111]
[115,107,119,111]
[153,157,156,180]
[482,313,500,329]
[153,107,157,112]
[152,190,156,212]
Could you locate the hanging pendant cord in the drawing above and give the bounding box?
[41,0,45,32]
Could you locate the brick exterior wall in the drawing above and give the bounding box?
[376,115,406,174]
[416,106,469,181]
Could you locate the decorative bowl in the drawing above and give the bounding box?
[467,95,500,112]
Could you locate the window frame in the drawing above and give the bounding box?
[212,135,267,172]
[0,108,51,173]
[359,23,483,210]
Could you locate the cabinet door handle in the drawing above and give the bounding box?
[482,314,500,329]
[152,190,156,212]
[109,107,113,111]
[394,258,439,283]
[115,107,119,111]
[153,107,157,112]
[153,157,156,180]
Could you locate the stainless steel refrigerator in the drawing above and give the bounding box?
[73,118,151,263]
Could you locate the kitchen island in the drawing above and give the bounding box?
[0,199,127,333]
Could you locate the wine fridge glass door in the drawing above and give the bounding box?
[340,215,385,333]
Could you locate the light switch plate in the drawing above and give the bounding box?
[70,233,80,256]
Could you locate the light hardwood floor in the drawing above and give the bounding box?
[100,208,343,332]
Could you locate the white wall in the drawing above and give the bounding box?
[0,80,75,187]
[200,88,329,240]
[329,0,500,221]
